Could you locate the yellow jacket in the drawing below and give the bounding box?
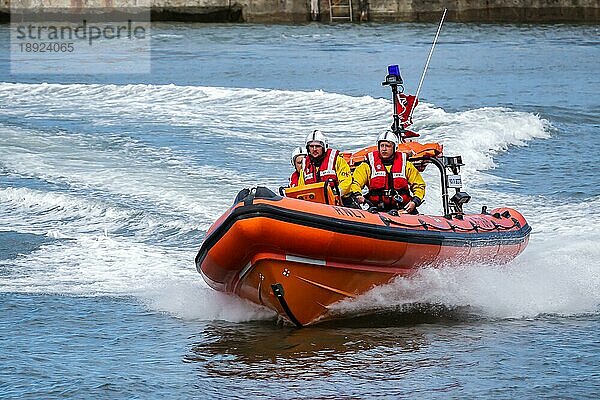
[298,155,353,196]
[350,157,426,202]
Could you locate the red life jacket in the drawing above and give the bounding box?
[303,149,339,186]
[289,171,300,187]
[366,151,412,208]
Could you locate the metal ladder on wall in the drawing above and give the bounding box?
[329,0,353,22]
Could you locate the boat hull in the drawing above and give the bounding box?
[196,188,530,326]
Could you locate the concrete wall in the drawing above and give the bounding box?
[2,0,599,23]
[362,0,599,22]
[151,0,308,22]
[238,0,310,22]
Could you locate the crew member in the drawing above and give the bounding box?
[289,146,307,187]
[350,131,425,213]
[298,129,352,197]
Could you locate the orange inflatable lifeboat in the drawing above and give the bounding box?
[196,66,531,326]
[196,146,531,326]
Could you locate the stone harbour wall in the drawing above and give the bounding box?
[1,0,598,23]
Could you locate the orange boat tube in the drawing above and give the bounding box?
[196,187,531,327]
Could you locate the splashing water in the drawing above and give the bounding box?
[1,82,597,323]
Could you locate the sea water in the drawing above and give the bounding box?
[1,23,599,398]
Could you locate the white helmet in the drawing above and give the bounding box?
[290,146,307,166]
[377,130,399,147]
[305,129,329,150]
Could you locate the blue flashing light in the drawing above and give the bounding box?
[388,65,400,77]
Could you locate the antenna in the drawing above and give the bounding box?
[410,8,447,121]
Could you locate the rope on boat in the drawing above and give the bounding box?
[379,214,521,233]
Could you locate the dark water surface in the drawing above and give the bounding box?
[1,23,599,398]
